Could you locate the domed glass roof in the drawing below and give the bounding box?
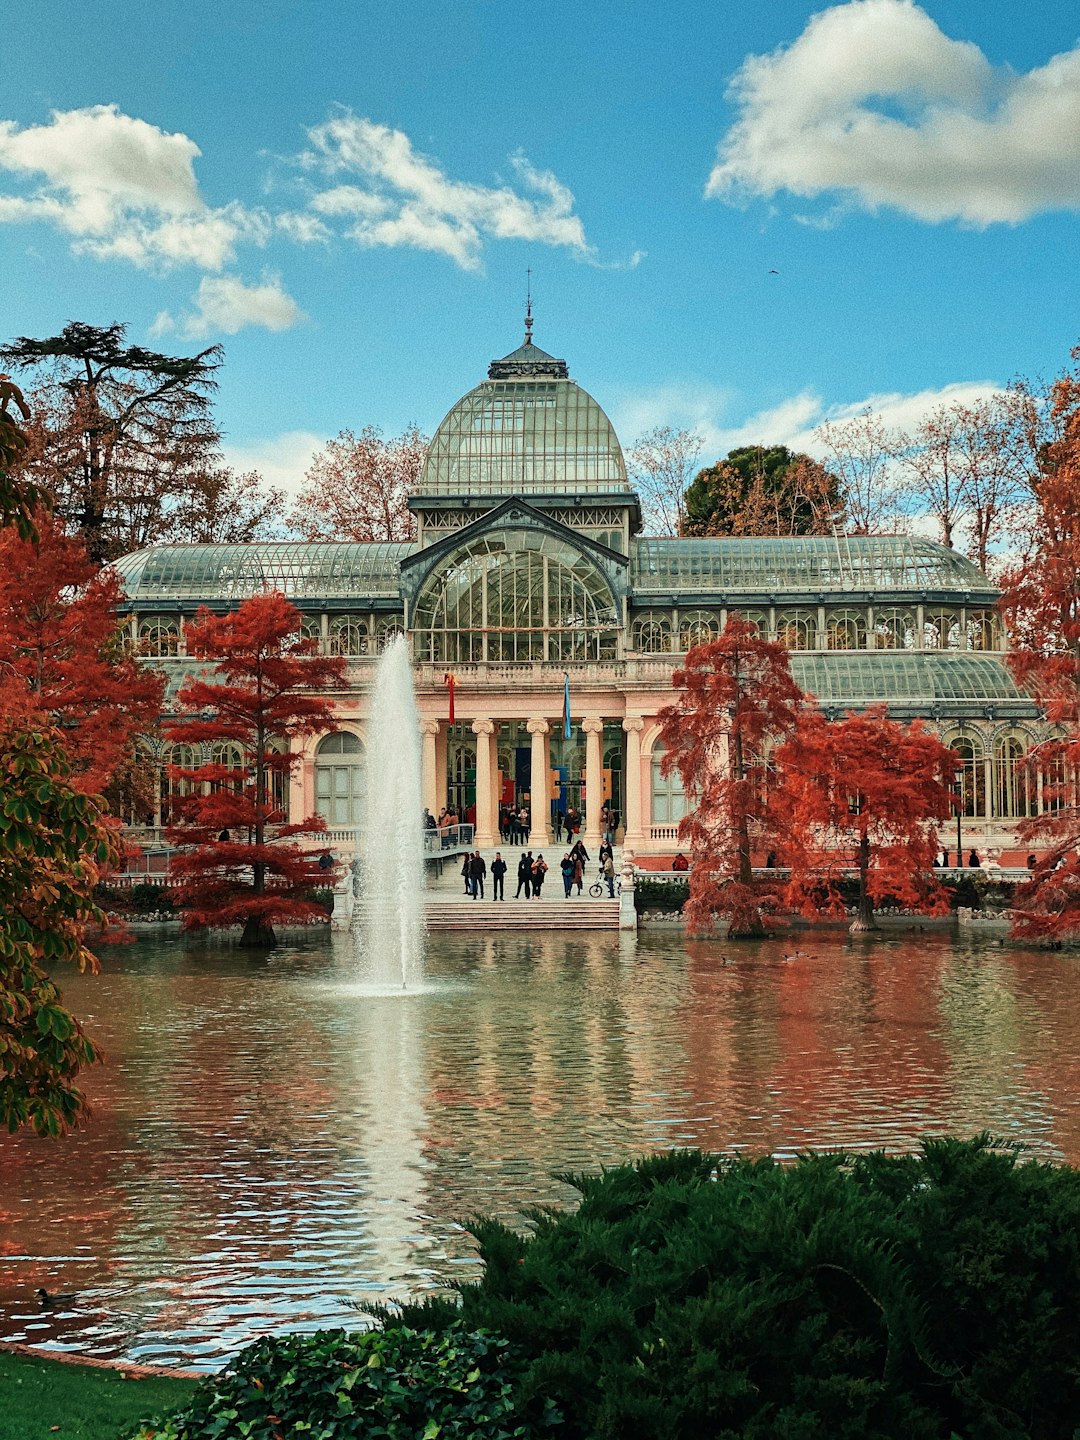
[114,542,416,602]
[416,331,629,497]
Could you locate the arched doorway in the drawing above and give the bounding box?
[315,731,365,827]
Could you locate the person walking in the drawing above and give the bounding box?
[602,852,616,898]
[531,852,548,897]
[460,852,472,895]
[491,851,507,900]
[552,808,564,844]
[560,852,574,898]
[572,850,584,896]
[570,837,590,868]
[516,851,533,899]
[598,838,613,869]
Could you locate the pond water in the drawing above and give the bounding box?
[1,927,1078,1369]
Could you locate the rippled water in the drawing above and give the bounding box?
[1,927,1078,1369]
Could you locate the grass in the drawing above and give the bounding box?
[0,1351,197,1440]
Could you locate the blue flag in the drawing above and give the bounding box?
[563,672,572,739]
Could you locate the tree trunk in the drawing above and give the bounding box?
[729,729,765,939]
[239,915,276,948]
[849,831,879,933]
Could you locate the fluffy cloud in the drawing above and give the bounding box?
[220,430,325,499]
[0,104,268,269]
[708,0,1080,225]
[152,273,305,339]
[299,114,591,269]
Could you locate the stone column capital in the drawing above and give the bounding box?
[622,716,645,734]
[526,717,550,736]
[471,718,496,737]
[419,719,441,737]
[581,716,605,736]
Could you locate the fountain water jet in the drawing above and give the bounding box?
[353,635,425,989]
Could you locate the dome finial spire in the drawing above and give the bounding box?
[524,267,533,344]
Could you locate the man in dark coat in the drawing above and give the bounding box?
[491,851,507,900]
[516,851,533,899]
[469,850,487,898]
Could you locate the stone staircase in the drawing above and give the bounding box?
[425,898,620,931]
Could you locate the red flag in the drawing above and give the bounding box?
[443,671,455,724]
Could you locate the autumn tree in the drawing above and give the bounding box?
[0,374,49,541]
[1000,350,1080,940]
[814,409,907,535]
[775,707,956,933]
[0,726,121,1134]
[164,461,286,544]
[626,425,703,536]
[682,445,843,537]
[165,592,347,948]
[0,322,221,562]
[658,616,804,937]
[289,425,427,542]
[0,510,163,795]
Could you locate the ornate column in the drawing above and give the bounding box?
[582,716,605,848]
[622,716,645,846]
[419,719,440,816]
[471,718,497,847]
[527,717,551,847]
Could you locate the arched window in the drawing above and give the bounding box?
[650,743,687,827]
[139,616,181,657]
[632,614,672,653]
[299,616,323,651]
[161,742,199,824]
[949,735,985,818]
[775,608,817,650]
[376,619,405,652]
[315,731,365,826]
[873,608,918,650]
[328,618,369,656]
[994,734,1033,819]
[826,610,867,650]
[209,741,246,795]
[729,609,767,636]
[966,610,1000,651]
[413,530,619,664]
[924,608,961,650]
[677,610,720,652]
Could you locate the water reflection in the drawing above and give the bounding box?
[0,929,1077,1367]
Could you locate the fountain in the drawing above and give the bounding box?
[353,635,426,989]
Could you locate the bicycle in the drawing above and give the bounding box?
[588,870,621,899]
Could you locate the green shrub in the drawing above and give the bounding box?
[391,1138,1080,1440]
[128,882,176,915]
[634,878,689,913]
[130,1323,561,1440]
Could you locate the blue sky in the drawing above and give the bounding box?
[4,0,1080,493]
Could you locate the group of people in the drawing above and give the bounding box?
[934,849,983,868]
[458,836,618,899]
[498,807,532,845]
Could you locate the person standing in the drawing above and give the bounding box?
[572,850,584,896]
[460,852,471,895]
[570,837,590,868]
[560,853,574,898]
[552,807,564,844]
[532,852,548,897]
[598,838,613,869]
[491,851,507,900]
[603,853,616,897]
[470,850,487,898]
[516,851,533,898]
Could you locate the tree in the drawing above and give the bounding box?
[0,322,221,563]
[657,616,804,937]
[165,592,347,948]
[289,425,427,542]
[814,408,907,534]
[163,461,286,545]
[0,374,49,541]
[626,425,703,536]
[0,511,164,795]
[775,707,956,933]
[0,726,121,1135]
[1000,351,1080,941]
[950,393,1031,574]
[682,444,843,537]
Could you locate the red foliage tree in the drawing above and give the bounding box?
[658,616,804,937]
[1000,352,1080,939]
[775,707,957,933]
[164,592,347,948]
[0,510,163,795]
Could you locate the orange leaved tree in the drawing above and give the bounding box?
[657,616,804,937]
[164,592,347,948]
[1000,351,1080,939]
[776,707,957,933]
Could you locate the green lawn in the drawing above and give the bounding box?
[0,1351,197,1440]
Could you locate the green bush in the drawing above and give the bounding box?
[391,1138,1080,1440]
[128,882,176,915]
[634,878,689,913]
[130,1323,561,1440]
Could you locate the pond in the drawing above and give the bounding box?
[1,927,1078,1369]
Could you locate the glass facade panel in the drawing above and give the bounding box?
[775,607,817,650]
[949,736,985,818]
[873,608,918,650]
[826,610,867,650]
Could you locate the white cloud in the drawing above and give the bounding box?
[614,377,1003,459]
[220,430,325,499]
[298,113,593,269]
[0,104,266,270]
[708,0,1080,225]
[152,273,305,339]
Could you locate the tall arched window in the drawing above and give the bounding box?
[328,618,369,656]
[994,734,1033,818]
[774,608,817,650]
[924,608,961,650]
[729,609,767,636]
[376,619,405,652]
[162,742,199,824]
[826,610,867,650]
[632,614,672,653]
[650,743,687,827]
[315,731,365,826]
[139,616,181,657]
[677,610,720,651]
[413,530,619,664]
[966,610,1000,651]
[949,735,985,818]
[873,608,918,650]
[209,741,246,795]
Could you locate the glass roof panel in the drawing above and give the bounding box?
[114,542,417,602]
[791,652,1030,706]
[631,535,995,596]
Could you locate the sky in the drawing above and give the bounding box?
[4,0,1080,496]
